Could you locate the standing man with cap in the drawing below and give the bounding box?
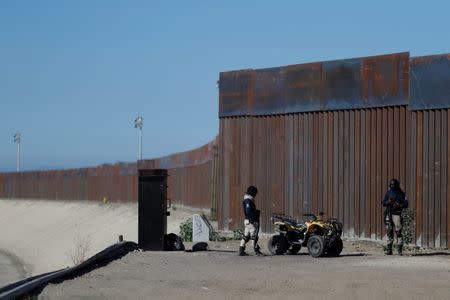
[239,186,263,256]
[382,178,408,255]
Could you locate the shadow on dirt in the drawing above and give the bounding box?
[184,249,238,253]
[337,253,367,257]
[407,252,450,257]
[276,252,368,257]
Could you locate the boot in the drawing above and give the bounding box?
[397,244,403,256]
[254,246,263,256]
[385,245,393,255]
[239,246,248,256]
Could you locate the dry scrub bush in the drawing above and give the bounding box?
[69,234,92,265]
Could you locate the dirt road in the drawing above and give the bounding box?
[40,240,450,300]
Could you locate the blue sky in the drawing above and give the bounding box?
[1,0,449,171]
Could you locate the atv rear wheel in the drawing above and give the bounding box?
[268,235,288,255]
[287,244,301,255]
[327,237,343,257]
[307,235,325,257]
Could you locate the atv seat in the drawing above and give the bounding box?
[283,219,305,228]
[271,214,305,228]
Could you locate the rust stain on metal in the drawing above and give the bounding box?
[410,54,450,110]
[219,52,410,117]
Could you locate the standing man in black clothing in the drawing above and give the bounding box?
[382,178,408,255]
[239,186,262,256]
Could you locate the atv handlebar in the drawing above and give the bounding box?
[271,214,297,223]
[302,213,317,221]
[271,213,318,222]
[271,213,341,227]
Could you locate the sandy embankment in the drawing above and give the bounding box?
[0,249,27,287]
[0,199,201,281]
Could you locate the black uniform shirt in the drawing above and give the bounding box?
[243,195,257,223]
[383,189,407,215]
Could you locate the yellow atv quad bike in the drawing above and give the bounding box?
[268,213,343,257]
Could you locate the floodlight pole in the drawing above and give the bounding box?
[14,133,21,172]
[134,117,143,160]
[138,125,142,160]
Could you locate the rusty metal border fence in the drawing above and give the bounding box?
[0,139,218,211]
[0,163,138,202]
[218,108,450,248]
[218,53,450,248]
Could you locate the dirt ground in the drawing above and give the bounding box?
[40,238,450,300]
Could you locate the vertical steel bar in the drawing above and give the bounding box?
[400,107,406,190]
[293,114,299,218]
[317,112,324,214]
[381,108,388,238]
[429,110,436,247]
[308,113,313,214]
[298,114,305,217]
[370,109,377,238]
[311,113,319,214]
[322,112,329,216]
[333,111,339,219]
[376,108,383,238]
[343,110,350,233]
[354,110,361,235]
[441,110,448,248]
[393,107,401,180]
[327,112,334,218]
[312,112,319,214]
[360,110,366,237]
[303,114,310,214]
[447,108,450,248]
[349,110,355,236]
[285,115,294,216]
[435,110,442,247]
[423,111,429,247]
[338,111,344,223]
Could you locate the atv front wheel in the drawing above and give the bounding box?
[287,244,301,255]
[307,235,325,257]
[268,235,288,255]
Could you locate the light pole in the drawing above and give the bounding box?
[134,116,143,160]
[13,132,21,172]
